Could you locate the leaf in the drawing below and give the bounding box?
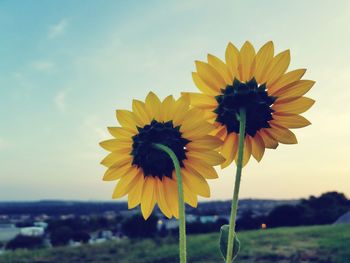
[219,224,240,262]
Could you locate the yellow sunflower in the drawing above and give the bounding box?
[185,41,315,168]
[99,92,224,219]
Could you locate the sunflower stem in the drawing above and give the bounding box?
[226,108,246,263]
[153,143,187,263]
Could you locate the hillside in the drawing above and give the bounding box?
[1,224,349,263]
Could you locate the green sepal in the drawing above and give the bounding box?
[219,225,240,262]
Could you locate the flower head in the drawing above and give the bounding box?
[100,92,224,219]
[186,41,315,167]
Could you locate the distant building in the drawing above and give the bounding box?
[186,214,197,223]
[199,215,218,223]
[100,230,113,239]
[0,224,20,242]
[103,211,117,220]
[334,211,350,224]
[20,227,44,237]
[34,214,50,221]
[60,214,75,220]
[34,221,48,229]
[164,219,179,230]
[89,238,107,244]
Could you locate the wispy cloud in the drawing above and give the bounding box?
[48,18,69,39]
[32,61,55,72]
[84,114,109,141]
[54,90,67,112]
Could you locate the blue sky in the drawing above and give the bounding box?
[1,0,349,201]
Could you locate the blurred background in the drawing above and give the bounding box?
[0,0,349,262]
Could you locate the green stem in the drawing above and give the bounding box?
[226,108,246,263]
[153,143,187,263]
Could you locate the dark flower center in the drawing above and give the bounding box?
[214,78,276,137]
[131,120,189,179]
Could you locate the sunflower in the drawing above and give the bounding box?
[185,41,315,168]
[99,92,224,219]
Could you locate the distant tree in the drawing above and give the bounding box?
[158,224,169,237]
[186,218,229,234]
[6,235,43,250]
[267,205,305,227]
[300,191,350,225]
[121,214,158,238]
[72,231,90,243]
[215,217,229,228]
[15,221,34,228]
[50,226,73,246]
[89,216,110,230]
[47,218,89,233]
[266,191,350,227]
[237,211,266,230]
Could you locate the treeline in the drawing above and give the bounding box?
[0,201,127,216]
[237,191,350,230]
[0,199,291,217]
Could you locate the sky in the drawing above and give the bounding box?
[0,0,349,201]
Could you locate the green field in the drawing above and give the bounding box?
[1,224,349,263]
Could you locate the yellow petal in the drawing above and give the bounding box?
[254,41,274,84]
[100,152,132,168]
[225,42,240,80]
[207,54,233,84]
[132,99,152,125]
[183,159,218,179]
[192,72,219,96]
[268,69,306,94]
[181,108,206,130]
[264,50,290,86]
[251,133,265,162]
[112,168,140,199]
[187,150,225,166]
[141,177,157,220]
[274,80,315,102]
[221,133,238,169]
[266,123,298,144]
[99,139,131,152]
[160,95,175,122]
[272,114,311,128]
[116,110,144,132]
[127,174,145,209]
[258,129,279,149]
[103,163,132,181]
[181,122,215,140]
[211,125,228,141]
[171,95,190,126]
[181,168,210,198]
[273,97,315,114]
[238,41,256,82]
[107,127,134,140]
[195,61,226,91]
[145,92,161,121]
[186,135,223,151]
[155,178,172,218]
[163,177,179,218]
[202,111,217,123]
[182,92,217,109]
[182,181,198,208]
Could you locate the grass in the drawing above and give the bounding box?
[1,224,349,263]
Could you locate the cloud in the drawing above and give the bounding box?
[54,90,67,112]
[48,18,69,39]
[83,115,110,141]
[32,61,55,72]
